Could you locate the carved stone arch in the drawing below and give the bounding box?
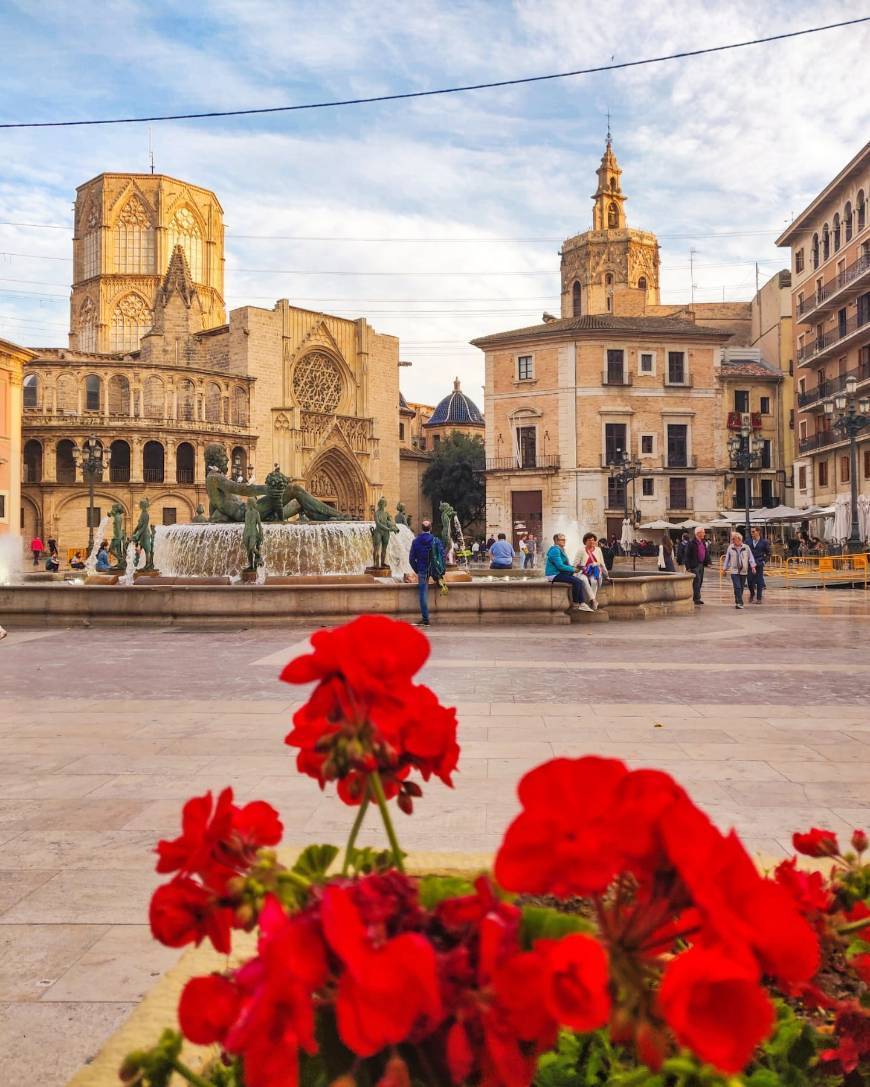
[55,489,128,518]
[509,405,543,421]
[290,348,352,415]
[305,445,367,520]
[148,491,195,518]
[21,493,43,540]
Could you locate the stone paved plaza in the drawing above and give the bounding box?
[1,580,869,1085]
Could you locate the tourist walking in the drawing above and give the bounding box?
[489,533,515,570]
[657,531,676,572]
[723,531,756,609]
[524,534,537,569]
[546,533,592,611]
[747,526,770,604]
[684,527,712,606]
[30,535,44,566]
[408,520,446,627]
[675,531,691,567]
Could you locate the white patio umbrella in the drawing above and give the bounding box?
[833,495,852,543]
[639,519,680,530]
[822,516,836,542]
[858,495,870,544]
[620,518,635,551]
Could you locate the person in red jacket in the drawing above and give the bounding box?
[29,536,44,567]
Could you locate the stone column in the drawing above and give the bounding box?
[130,438,143,484]
[165,439,177,484]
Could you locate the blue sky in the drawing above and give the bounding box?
[0,0,868,405]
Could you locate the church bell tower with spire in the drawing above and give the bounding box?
[560,131,660,318]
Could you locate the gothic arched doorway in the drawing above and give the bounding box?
[306,447,366,520]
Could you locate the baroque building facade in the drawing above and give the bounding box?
[0,338,31,541]
[777,142,869,507]
[70,173,226,354]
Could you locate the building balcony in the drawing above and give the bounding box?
[485,454,560,472]
[177,468,195,484]
[797,308,870,367]
[727,411,763,431]
[142,468,165,483]
[798,431,839,455]
[602,370,632,386]
[797,252,870,323]
[725,496,782,510]
[797,361,870,410]
[56,468,77,483]
[109,466,131,483]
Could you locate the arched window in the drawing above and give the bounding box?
[168,207,203,281]
[845,201,853,242]
[232,387,249,426]
[638,276,647,290]
[176,442,195,484]
[571,281,581,317]
[607,202,618,228]
[177,379,195,421]
[205,382,222,422]
[143,441,164,483]
[833,213,841,252]
[81,206,100,279]
[110,440,130,482]
[858,191,866,231]
[56,373,77,415]
[231,447,248,481]
[605,272,614,287]
[110,294,151,353]
[84,374,102,412]
[114,197,155,274]
[23,439,42,483]
[56,439,76,483]
[609,177,617,191]
[108,374,130,415]
[822,223,830,261]
[143,376,164,419]
[23,373,39,410]
[812,232,819,269]
[79,298,97,353]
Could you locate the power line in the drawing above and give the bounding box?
[0,19,865,129]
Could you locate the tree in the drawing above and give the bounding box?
[422,432,485,528]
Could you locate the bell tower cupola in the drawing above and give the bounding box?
[592,128,627,231]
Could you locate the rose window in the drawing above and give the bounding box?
[292,352,342,413]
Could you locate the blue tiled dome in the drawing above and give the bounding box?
[424,378,484,428]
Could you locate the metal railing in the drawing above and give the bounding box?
[109,467,130,483]
[797,252,870,318]
[782,553,869,588]
[798,431,839,454]
[725,496,781,510]
[22,412,252,434]
[142,468,164,482]
[176,468,195,483]
[56,468,77,483]
[797,309,870,366]
[797,362,870,408]
[485,455,560,471]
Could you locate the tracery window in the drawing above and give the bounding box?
[82,207,100,279]
[168,207,203,281]
[78,298,97,353]
[110,294,151,353]
[114,197,155,273]
[292,352,342,413]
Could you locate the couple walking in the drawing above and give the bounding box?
[545,532,608,612]
[723,527,770,609]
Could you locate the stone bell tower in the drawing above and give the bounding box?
[560,131,661,318]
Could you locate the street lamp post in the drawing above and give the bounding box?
[727,426,762,541]
[72,435,111,554]
[824,376,870,553]
[609,449,643,565]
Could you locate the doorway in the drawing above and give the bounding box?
[511,490,542,551]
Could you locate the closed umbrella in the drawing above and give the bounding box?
[833,495,852,543]
[620,518,635,552]
[858,495,870,544]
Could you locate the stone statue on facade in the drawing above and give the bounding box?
[109,502,127,569]
[242,497,264,572]
[191,504,208,524]
[395,502,410,528]
[204,443,350,524]
[370,497,399,569]
[131,498,154,571]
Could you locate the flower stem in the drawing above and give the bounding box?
[171,1058,215,1087]
[369,771,405,873]
[342,788,371,875]
[838,916,870,936]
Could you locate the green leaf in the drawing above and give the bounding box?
[520,904,595,948]
[292,844,339,882]
[344,845,403,875]
[418,874,475,909]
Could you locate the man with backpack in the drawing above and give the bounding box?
[409,520,447,627]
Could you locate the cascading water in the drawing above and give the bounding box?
[84,517,110,576]
[150,521,415,580]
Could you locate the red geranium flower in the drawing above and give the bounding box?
[149,877,233,953]
[321,883,442,1055]
[156,787,282,889]
[659,946,775,1074]
[540,932,611,1032]
[494,757,630,895]
[774,857,833,916]
[792,827,840,858]
[178,974,241,1045]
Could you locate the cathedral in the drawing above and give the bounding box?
[21,172,399,545]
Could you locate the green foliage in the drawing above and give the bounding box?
[520,904,595,948]
[746,1000,823,1087]
[417,873,476,908]
[292,844,340,883]
[344,844,404,875]
[421,432,485,526]
[536,1030,618,1087]
[118,1030,182,1087]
